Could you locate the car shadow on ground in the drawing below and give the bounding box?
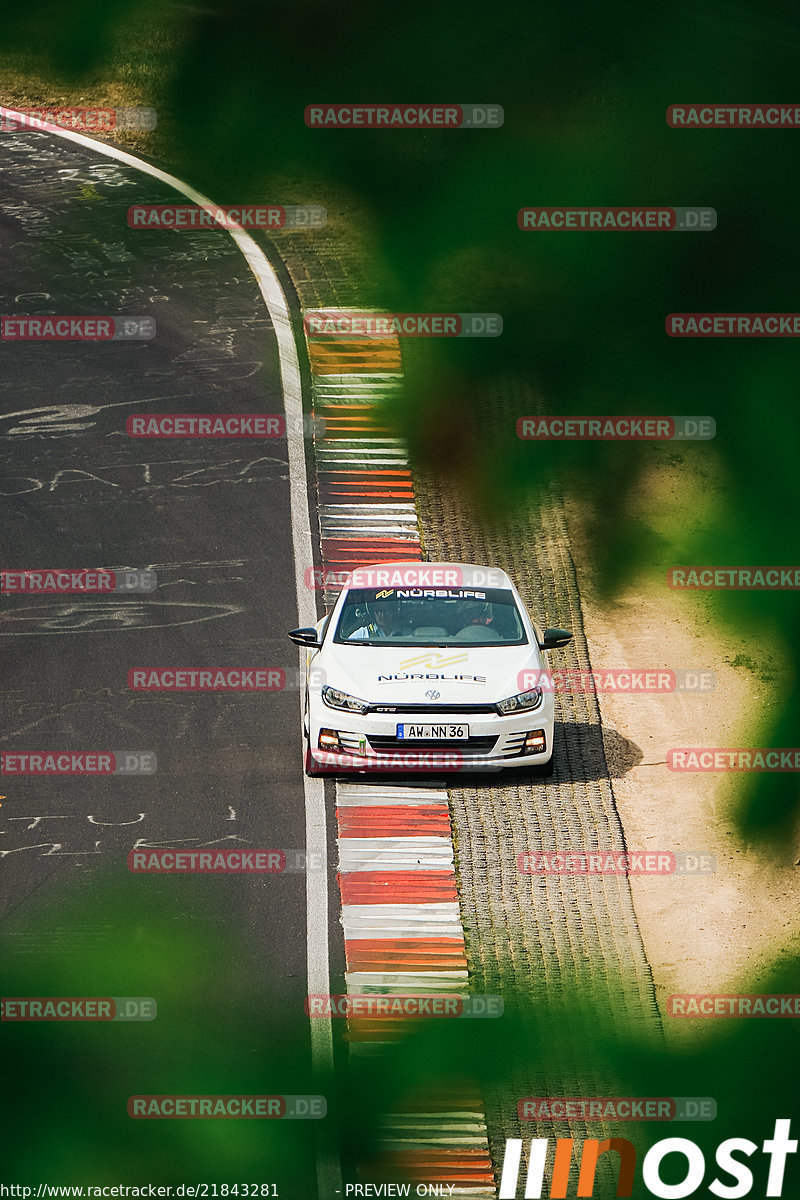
[481,721,644,789]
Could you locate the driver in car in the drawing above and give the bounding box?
[349,601,401,640]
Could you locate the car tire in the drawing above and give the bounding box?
[528,754,555,778]
[304,744,327,778]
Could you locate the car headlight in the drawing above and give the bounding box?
[496,687,544,715]
[322,685,369,715]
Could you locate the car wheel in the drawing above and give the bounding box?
[304,745,326,777]
[528,754,555,778]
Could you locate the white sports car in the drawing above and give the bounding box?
[289,562,572,777]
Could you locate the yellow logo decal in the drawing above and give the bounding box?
[398,651,469,670]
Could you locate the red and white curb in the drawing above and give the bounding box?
[305,314,420,604]
[304,313,496,1195]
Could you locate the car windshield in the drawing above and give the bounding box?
[334,586,528,646]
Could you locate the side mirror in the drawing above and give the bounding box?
[539,627,573,650]
[288,627,322,648]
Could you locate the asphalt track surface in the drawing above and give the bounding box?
[0,129,338,1191]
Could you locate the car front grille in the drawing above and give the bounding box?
[336,729,543,759]
[364,703,498,714]
[367,734,498,753]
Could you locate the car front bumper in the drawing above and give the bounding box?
[306,700,555,773]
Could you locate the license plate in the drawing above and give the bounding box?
[396,723,469,740]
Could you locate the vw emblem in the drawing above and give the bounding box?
[425,689,440,700]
